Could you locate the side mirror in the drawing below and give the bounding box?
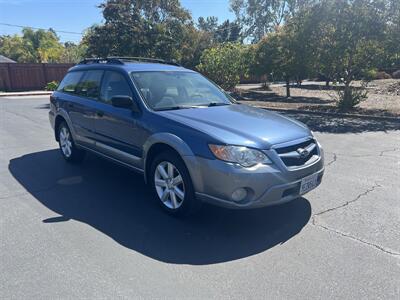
[111,96,140,112]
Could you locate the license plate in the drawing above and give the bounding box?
[300,173,318,195]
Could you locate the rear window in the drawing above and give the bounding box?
[57,71,84,94]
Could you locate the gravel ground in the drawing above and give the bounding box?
[236,79,400,117]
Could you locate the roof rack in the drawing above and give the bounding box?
[78,57,181,66]
[78,58,124,65]
[109,57,181,66]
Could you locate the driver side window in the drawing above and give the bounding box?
[100,71,133,104]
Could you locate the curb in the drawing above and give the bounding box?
[0,92,52,97]
[251,105,400,123]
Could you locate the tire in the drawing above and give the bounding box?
[149,150,201,217]
[58,121,85,163]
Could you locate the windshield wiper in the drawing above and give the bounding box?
[154,105,202,111]
[207,102,230,107]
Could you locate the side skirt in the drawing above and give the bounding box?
[77,143,145,176]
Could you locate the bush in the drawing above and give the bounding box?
[336,81,369,110]
[364,68,378,80]
[392,70,400,79]
[375,71,392,80]
[45,81,59,91]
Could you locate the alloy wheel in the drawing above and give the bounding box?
[154,161,185,209]
[59,126,72,158]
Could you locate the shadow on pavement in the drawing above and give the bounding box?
[239,91,334,104]
[9,149,311,265]
[284,112,400,133]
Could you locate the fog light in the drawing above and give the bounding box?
[232,188,247,202]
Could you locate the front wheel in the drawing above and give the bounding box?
[150,151,201,216]
[58,122,85,163]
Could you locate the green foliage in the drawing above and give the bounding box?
[364,68,378,81]
[335,82,369,110]
[45,81,59,91]
[255,18,311,95]
[197,17,242,43]
[230,0,313,43]
[84,0,199,65]
[0,28,85,63]
[197,43,253,90]
[60,42,87,63]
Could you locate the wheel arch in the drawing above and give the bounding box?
[54,110,76,142]
[142,133,202,190]
[54,115,66,141]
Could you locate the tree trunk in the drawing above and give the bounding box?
[285,78,291,98]
[342,81,352,110]
[325,80,330,87]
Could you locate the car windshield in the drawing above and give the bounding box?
[130,71,233,110]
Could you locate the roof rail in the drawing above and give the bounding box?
[78,58,124,65]
[78,57,181,66]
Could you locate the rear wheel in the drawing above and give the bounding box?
[58,121,85,163]
[150,151,201,216]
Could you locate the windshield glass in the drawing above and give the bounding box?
[130,71,233,110]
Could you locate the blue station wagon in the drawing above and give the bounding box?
[49,57,324,216]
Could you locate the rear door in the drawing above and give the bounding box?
[67,70,103,147]
[92,70,144,168]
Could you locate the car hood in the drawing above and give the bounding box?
[159,104,312,149]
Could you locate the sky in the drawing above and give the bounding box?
[0,0,235,43]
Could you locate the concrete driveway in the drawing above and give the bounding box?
[1,96,399,299]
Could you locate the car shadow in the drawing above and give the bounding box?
[9,149,311,265]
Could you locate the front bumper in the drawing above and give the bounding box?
[185,147,324,209]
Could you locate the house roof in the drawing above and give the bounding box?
[0,55,16,63]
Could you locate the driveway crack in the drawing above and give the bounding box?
[379,148,400,157]
[312,223,400,257]
[326,153,337,167]
[313,182,381,219]
[311,182,400,257]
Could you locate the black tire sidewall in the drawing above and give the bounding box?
[149,151,200,216]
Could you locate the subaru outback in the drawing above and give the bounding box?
[49,57,324,216]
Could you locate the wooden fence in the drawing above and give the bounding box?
[0,63,74,92]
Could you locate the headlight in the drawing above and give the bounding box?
[209,144,272,167]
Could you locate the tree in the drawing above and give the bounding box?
[84,0,196,64]
[197,16,218,32]
[197,43,253,90]
[255,17,312,97]
[197,17,242,44]
[214,20,242,43]
[60,42,87,63]
[383,0,400,69]
[230,0,314,43]
[305,0,387,109]
[0,35,35,62]
[0,28,64,63]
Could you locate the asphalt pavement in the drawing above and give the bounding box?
[1,96,399,299]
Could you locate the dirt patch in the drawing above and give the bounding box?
[236,79,400,117]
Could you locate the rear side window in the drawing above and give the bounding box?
[57,71,84,93]
[76,70,104,99]
[100,71,133,104]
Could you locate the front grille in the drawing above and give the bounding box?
[275,139,318,167]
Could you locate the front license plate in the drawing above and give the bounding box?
[300,173,318,195]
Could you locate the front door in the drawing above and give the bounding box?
[93,70,143,169]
